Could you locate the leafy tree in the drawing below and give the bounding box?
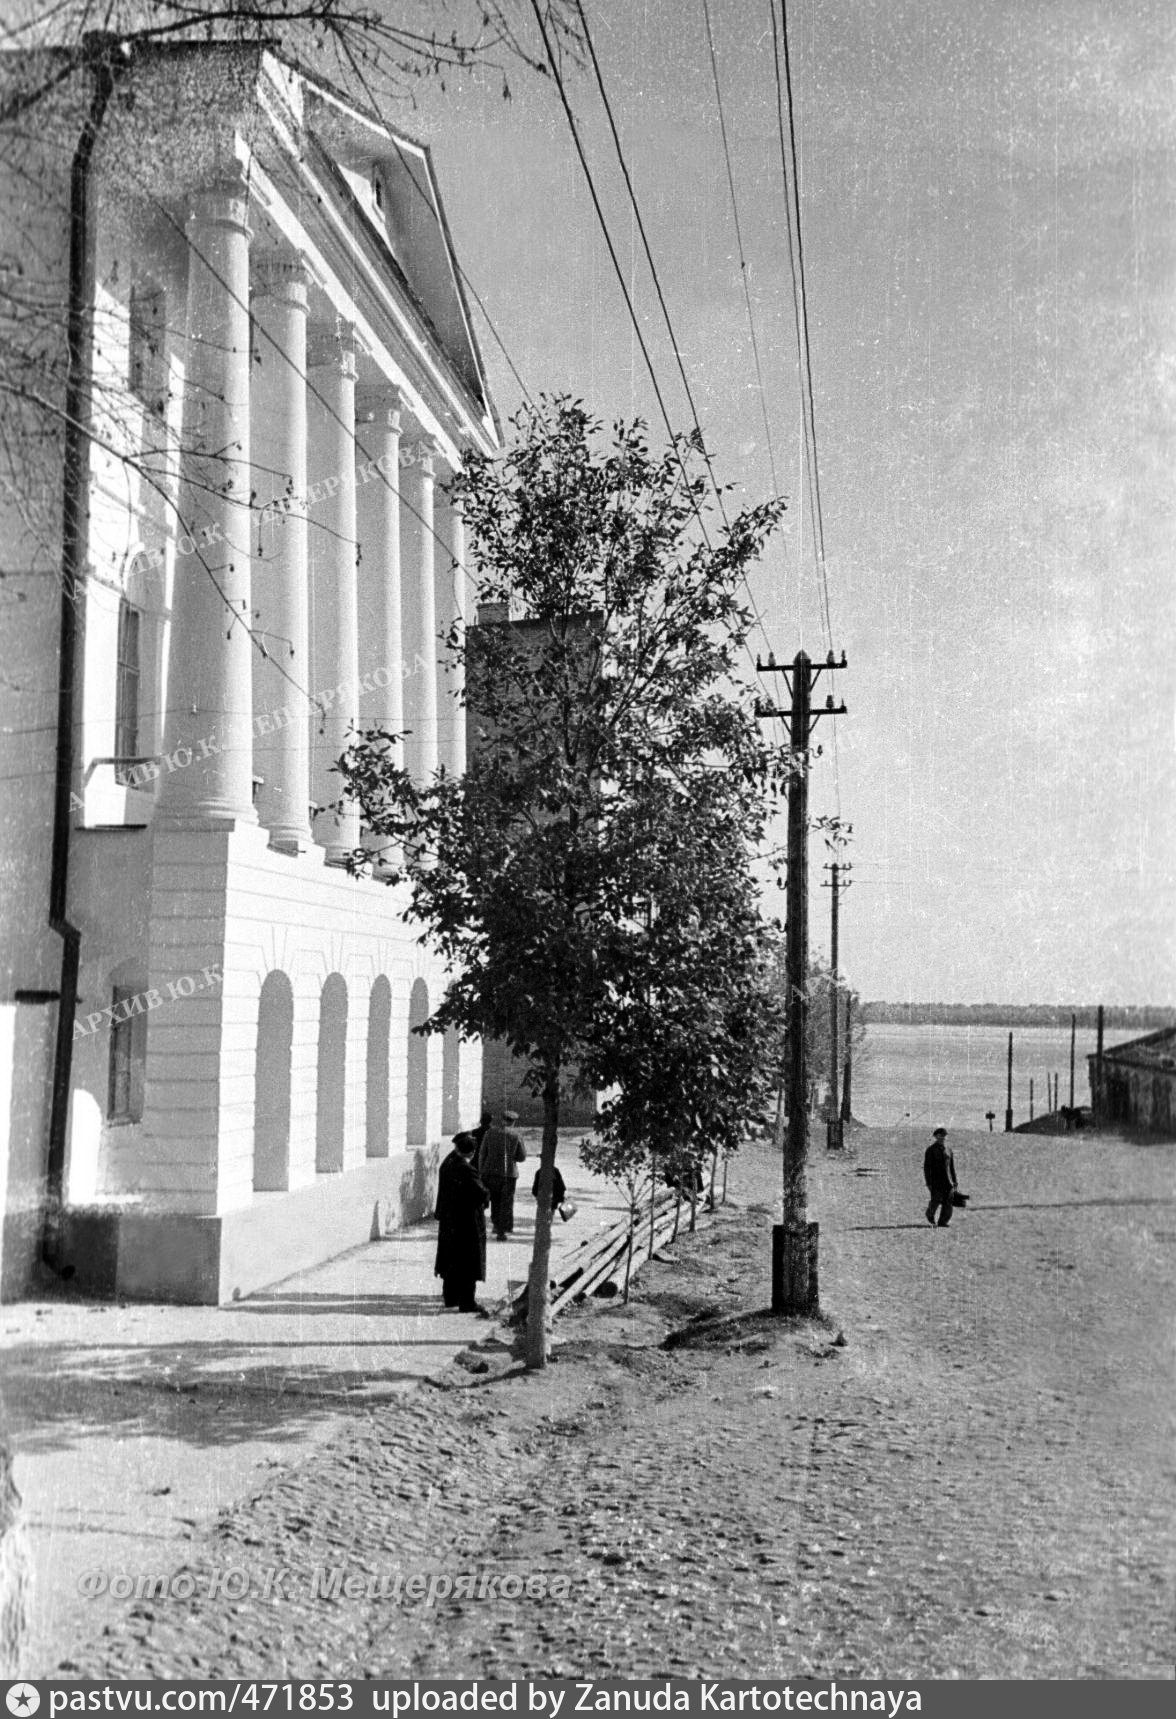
[341,396,786,1367]
[589,794,787,1232]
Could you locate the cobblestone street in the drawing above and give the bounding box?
[44,1127,1176,1679]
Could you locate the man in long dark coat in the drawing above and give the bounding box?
[923,1126,959,1227]
[434,1132,490,1313]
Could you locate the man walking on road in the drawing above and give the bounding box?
[477,1108,527,1240]
[924,1127,959,1227]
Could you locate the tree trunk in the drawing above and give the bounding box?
[525,1066,561,1370]
[689,1168,698,1232]
[622,1205,636,1303]
[707,1143,719,1210]
[672,1177,682,1243]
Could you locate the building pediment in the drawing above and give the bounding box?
[78,40,495,448]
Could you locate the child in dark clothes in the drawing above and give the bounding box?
[531,1163,567,1210]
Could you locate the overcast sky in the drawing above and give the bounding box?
[403,0,1175,1006]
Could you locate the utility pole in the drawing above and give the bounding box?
[781,651,812,1311]
[1069,1012,1076,1109]
[756,648,847,1315]
[1005,1031,1014,1133]
[829,859,840,1149]
[840,992,853,1124]
[1094,1004,1105,1127]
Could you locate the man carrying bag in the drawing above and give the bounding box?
[923,1126,960,1228]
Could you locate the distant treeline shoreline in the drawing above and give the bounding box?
[861,1003,1176,1030]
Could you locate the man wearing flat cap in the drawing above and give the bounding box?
[923,1127,959,1227]
[477,1107,527,1240]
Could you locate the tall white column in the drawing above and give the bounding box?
[355,391,405,746]
[250,253,311,852]
[435,483,467,779]
[400,437,439,785]
[356,391,406,870]
[307,327,360,862]
[159,173,255,823]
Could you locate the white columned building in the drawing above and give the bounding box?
[0,44,500,1303]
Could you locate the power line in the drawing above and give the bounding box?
[767,0,841,818]
[525,0,701,514]
[573,0,725,522]
[768,0,831,647]
[570,0,784,709]
[698,0,802,752]
[527,0,784,733]
[699,0,781,500]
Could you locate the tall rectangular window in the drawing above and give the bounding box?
[128,284,166,417]
[107,986,145,1122]
[114,599,140,784]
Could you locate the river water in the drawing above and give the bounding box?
[851,1021,1140,1132]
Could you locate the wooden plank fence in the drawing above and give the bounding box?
[542,1187,714,1317]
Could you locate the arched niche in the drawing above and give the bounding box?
[406,977,429,1147]
[366,975,392,1158]
[254,970,294,1191]
[316,972,348,1173]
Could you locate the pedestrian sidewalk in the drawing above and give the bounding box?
[0,1130,624,1674]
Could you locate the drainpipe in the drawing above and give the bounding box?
[42,36,123,1272]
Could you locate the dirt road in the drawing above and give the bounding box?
[67,1125,1174,1680]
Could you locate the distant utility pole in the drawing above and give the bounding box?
[1069,1012,1076,1109]
[1005,1032,1014,1133]
[1094,1004,1105,1126]
[821,859,852,1152]
[756,648,847,1315]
